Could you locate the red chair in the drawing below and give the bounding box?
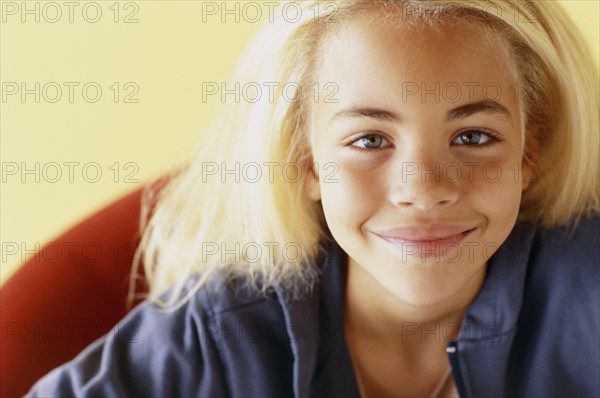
[1,187,147,397]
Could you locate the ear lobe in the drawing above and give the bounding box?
[304,167,321,201]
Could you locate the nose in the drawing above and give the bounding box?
[388,152,460,211]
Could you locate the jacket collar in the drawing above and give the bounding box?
[274,237,348,398]
[273,288,319,398]
[460,221,536,339]
[455,221,537,397]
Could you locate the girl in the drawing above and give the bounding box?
[29,0,599,397]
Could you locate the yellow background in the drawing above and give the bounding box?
[1,0,598,285]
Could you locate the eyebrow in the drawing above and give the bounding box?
[330,107,402,124]
[329,100,513,124]
[446,100,512,123]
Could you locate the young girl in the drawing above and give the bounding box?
[28,0,599,397]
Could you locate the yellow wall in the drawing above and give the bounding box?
[1,0,598,285]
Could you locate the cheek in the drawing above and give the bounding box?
[318,166,385,232]
[462,161,524,223]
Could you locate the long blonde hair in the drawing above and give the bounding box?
[133,0,599,307]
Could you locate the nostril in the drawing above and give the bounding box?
[393,196,458,210]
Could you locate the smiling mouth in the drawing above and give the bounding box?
[373,226,477,258]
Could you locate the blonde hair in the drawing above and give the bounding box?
[133,0,599,306]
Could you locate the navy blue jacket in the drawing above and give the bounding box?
[28,216,600,397]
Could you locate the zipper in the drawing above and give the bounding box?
[446,341,468,398]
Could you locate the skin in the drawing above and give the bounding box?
[304,16,532,397]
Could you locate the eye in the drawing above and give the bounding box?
[452,129,501,147]
[350,133,392,150]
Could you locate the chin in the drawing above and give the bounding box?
[389,286,457,308]
[378,269,471,309]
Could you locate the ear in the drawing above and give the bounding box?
[304,163,321,201]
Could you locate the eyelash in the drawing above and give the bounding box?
[346,129,503,152]
[346,131,393,153]
[452,128,503,150]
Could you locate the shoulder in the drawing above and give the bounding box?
[510,215,599,395]
[27,271,294,397]
[522,214,599,313]
[535,214,599,257]
[527,214,599,289]
[521,214,599,333]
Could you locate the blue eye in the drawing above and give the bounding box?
[452,129,499,146]
[351,134,391,149]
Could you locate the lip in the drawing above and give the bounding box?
[374,225,477,242]
[373,225,477,258]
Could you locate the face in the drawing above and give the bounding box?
[305,18,531,307]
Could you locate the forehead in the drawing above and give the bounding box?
[316,17,519,107]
